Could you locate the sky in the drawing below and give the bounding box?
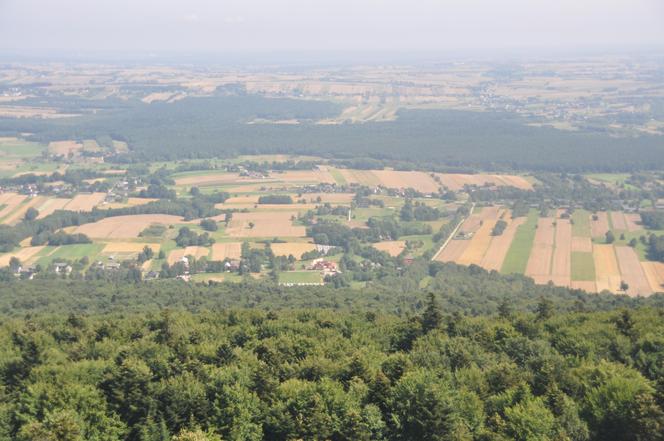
[0,0,663,56]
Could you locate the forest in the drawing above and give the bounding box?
[0,295,663,440]
[2,95,664,172]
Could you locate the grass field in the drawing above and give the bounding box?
[278,271,323,284]
[36,243,105,266]
[571,252,596,281]
[501,209,539,275]
[328,167,347,185]
[571,209,591,236]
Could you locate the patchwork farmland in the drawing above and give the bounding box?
[437,207,662,296]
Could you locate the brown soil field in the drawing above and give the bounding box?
[590,212,610,238]
[480,216,526,271]
[435,174,532,191]
[641,261,664,293]
[570,281,597,292]
[624,213,642,232]
[73,214,182,239]
[211,242,243,260]
[525,218,556,284]
[435,239,470,263]
[48,140,83,156]
[457,217,498,266]
[550,219,572,287]
[103,242,161,254]
[35,198,71,218]
[168,246,210,265]
[0,246,44,266]
[271,242,318,258]
[571,237,593,253]
[222,211,305,238]
[610,211,628,231]
[2,196,47,225]
[372,240,406,257]
[614,246,652,297]
[64,193,106,211]
[594,244,622,293]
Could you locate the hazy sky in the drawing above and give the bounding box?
[1,0,663,54]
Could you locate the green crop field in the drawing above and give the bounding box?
[278,271,323,284]
[36,243,105,266]
[501,209,539,275]
[571,209,591,236]
[571,252,596,281]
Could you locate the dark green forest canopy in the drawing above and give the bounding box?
[2,95,664,171]
[1,305,663,440]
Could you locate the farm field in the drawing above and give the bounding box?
[436,206,662,296]
[337,169,532,193]
[0,134,662,297]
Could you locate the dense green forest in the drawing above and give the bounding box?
[2,95,664,171]
[1,299,663,440]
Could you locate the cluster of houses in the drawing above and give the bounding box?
[306,258,340,277]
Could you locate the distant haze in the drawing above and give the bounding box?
[1,0,663,56]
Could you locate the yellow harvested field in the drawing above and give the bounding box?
[371,170,440,193]
[372,240,406,257]
[457,217,498,266]
[590,212,609,238]
[2,195,47,225]
[72,214,182,239]
[624,213,642,232]
[641,261,664,293]
[550,219,572,287]
[480,216,525,271]
[525,218,555,284]
[64,193,106,211]
[221,211,305,238]
[36,198,71,218]
[0,192,27,220]
[610,211,628,231]
[103,242,161,253]
[271,242,317,258]
[211,242,243,260]
[338,169,381,186]
[48,140,83,156]
[175,172,259,186]
[224,195,260,204]
[270,169,335,184]
[571,281,597,292]
[435,239,469,262]
[168,246,210,265]
[614,246,652,297]
[102,197,159,210]
[593,244,622,293]
[460,206,502,234]
[435,173,532,191]
[571,237,593,253]
[0,246,44,266]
